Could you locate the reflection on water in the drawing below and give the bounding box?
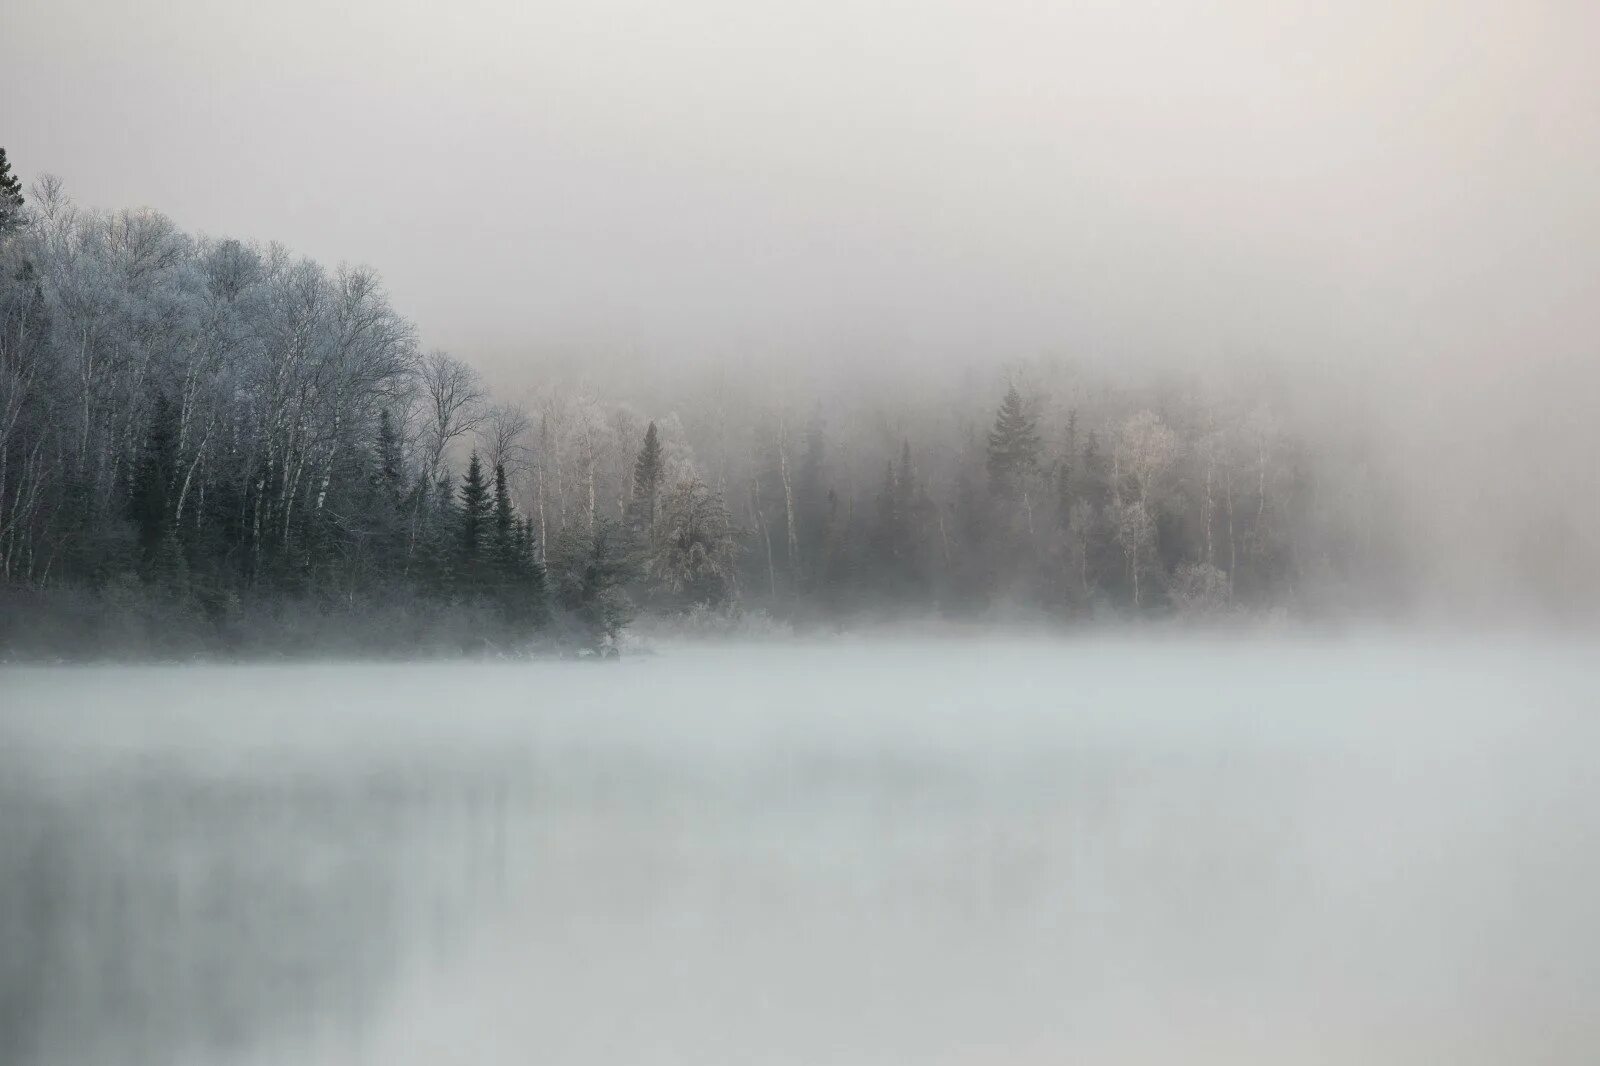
[2,638,1598,1064]
[0,759,510,1066]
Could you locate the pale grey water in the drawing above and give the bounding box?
[2,636,1598,1064]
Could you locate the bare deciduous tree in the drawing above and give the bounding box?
[479,402,531,476]
[416,350,487,481]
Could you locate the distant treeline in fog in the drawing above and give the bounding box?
[0,159,1398,657]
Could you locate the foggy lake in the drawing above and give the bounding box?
[8,0,1600,1059]
[3,635,1598,1065]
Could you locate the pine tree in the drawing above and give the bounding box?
[0,148,23,235]
[1058,409,1079,527]
[491,461,516,576]
[457,452,491,595]
[630,421,664,532]
[476,463,548,630]
[518,516,534,563]
[986,383,1041,498]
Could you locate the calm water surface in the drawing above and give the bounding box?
[2,636,1597,1064]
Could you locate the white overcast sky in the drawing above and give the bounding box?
[3,0,1597,382]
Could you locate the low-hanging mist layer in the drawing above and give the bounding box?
[4,637,1598,1064]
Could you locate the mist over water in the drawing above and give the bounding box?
[5,636,1597,1065]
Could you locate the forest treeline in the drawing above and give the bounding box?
[0,154,1393,657]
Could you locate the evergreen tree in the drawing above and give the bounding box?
[375,410,404,497]
[630,421,664,532]
[0,148,23,235]
[491,461,516,577]
[368,410,409,574]
[474,464,548,629]
[986,383,1041,498]
[457,452,491,595]
[1058,408,1080,527]
[983,386,1046,600]
[518,517,534,562]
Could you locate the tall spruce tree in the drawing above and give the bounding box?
[630,421,664,532]
[481,462,548,628]
[1058,407,1079,527]
[457,452,491,594]
[0,148,23,234]
[986,383,1042,498]
[368,410,408,573]
[491,462,516,576]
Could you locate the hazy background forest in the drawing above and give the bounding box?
[0,139,1596,658]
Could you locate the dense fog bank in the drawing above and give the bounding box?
[1,156,1594,659]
